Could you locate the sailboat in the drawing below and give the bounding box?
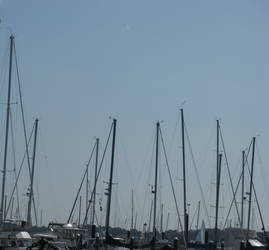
[104,120,169,249]
[0,35,36,249]
[221,137,266,250]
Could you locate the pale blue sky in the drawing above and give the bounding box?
[0,0,268,231]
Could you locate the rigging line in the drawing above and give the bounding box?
[114,185,122,227]
[118,136,135,190]
[94,206,100,228]
[139,181,151,231]
[245,151,267,236]
[0,41,9,99]
[158,147,163,221]
[67,141,97,223]
[83,122,113,225]
[38,127,59,220]
[9,108,21,219]
[14,42,31,181]
[222,184,242,230]
[148,132,156,188]
[148,198,153,232]
[137,129,156,190]
[184,122,211,228]
[222,140,252,230]
[6,122,35,216]
[71,199,79,224]
[219,125,241,226]
[168,111,180,155]
[159,127,186,249]
[138,129,156,230]
[112,147,125,228]
[14,42,38,224]
[255,143,269,210]
[189,202,198,230]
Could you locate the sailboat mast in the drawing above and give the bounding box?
[10,197,14,219]
[214,120,220,244]
[27,118,38,227]
[241,150,245,229]
[153,122,160,238]
[196,200,201,230]
[131,189,134,230]
[40,209,43,226]
[86,166,89,225]
[160,203,163,234]
[79,195,82,225]
[0,35,14,223]
[181,108,188,244]
[148,198,153,232]
[134,212,137,230]
[4,196,7,220]
[105,119,117,238]
[247,137,255,240]
[92,138,99,225]
[215,153,222,243]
